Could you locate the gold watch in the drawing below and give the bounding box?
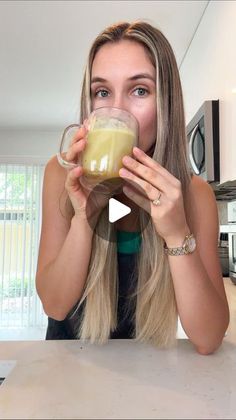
[164,234,196,256]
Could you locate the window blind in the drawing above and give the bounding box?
[0,164,47,329]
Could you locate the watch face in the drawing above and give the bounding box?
[187,236,196,253]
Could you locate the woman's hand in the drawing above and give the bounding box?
[64,124,109,222]
[119,146,190,246]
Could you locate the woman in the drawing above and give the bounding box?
[36,21,229,354]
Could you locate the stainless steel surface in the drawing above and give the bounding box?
[218,249,229,276]
[189,124,201,175]
[228,200,236,223]
[186,100,219,183]
[229,270,236,285]
[223,202,236,284]
[204,100,215,182]
[218,233,229,276]
[228,201,236,284]
[228,232,236,269]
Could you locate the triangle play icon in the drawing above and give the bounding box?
[109,198,131,223]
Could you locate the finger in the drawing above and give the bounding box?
[121,155,171,193]
[122,178,150,199]
[119,168,161,200]
[70,124,88,146]
[65,166,83,191]
[66,138,87,161]
[123,185,151,214]
[132,147,180,187]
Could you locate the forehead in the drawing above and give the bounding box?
[91,39,155,76]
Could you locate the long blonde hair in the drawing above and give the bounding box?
[70,21,191,347]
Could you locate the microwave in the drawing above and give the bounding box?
[186,100,220,183]
[228,200,236,224]
[227,201,236,284]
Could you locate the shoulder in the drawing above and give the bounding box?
[189,174,215,199]
[187,174,217,210]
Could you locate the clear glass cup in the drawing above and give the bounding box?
[57,107,139,195]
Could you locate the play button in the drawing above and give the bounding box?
[109,198,131,223]
[85,177,151,243]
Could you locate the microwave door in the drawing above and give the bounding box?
[229,233,236,273]
[189,124,205,175]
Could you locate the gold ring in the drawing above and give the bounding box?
[152,192,162,206]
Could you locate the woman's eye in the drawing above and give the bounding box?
[133,87,148,96]
[95,89,109,98]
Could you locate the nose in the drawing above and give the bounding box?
[111,93,128,112]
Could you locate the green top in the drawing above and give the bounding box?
[116,230,142,254]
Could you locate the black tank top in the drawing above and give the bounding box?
[46,231,141,340]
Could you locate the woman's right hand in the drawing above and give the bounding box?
[64,124,109,223]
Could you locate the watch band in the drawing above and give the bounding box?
[164,234,195,256]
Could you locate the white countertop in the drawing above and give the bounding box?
[0,338,236,419]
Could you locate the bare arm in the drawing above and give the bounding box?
[119,148,229,354]
[166,176,229,354]
[36,156,94,320]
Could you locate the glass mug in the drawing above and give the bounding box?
[57,107,139,195]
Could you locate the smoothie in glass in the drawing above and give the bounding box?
[57,107,138,194]
[82,127,135,182]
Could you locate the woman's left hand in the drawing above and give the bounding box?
[119,146,190,246]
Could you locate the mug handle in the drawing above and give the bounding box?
[57,124,82,169]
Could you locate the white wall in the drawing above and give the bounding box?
[0,129,61,164]
[180,0,236,184]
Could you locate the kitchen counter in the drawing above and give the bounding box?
[0,338,236,419]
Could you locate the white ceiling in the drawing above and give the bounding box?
[0,0,208,130]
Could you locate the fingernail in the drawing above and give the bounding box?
[119,168,130,177]
[123,156,132,164]
[133,147,143,155]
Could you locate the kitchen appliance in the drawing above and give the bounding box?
[186,100,220,183]
[218,233,229,277]
[228,201,236,285]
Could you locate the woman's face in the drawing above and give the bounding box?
[90,40,157,154]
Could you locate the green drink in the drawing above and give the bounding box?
[80,108,138,194]
[57,107,138,194]
[82,128,136,182]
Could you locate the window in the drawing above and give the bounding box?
[0,164,47,335]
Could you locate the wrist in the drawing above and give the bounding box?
[164,231,196,257]
[164,228,191,248]
[71,213,94,235]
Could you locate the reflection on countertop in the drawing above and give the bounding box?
[0,285,236,420]
[0,278,234,420]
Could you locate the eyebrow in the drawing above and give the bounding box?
[91,73,155,84]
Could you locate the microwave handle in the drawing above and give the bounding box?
[189,124,200,175]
